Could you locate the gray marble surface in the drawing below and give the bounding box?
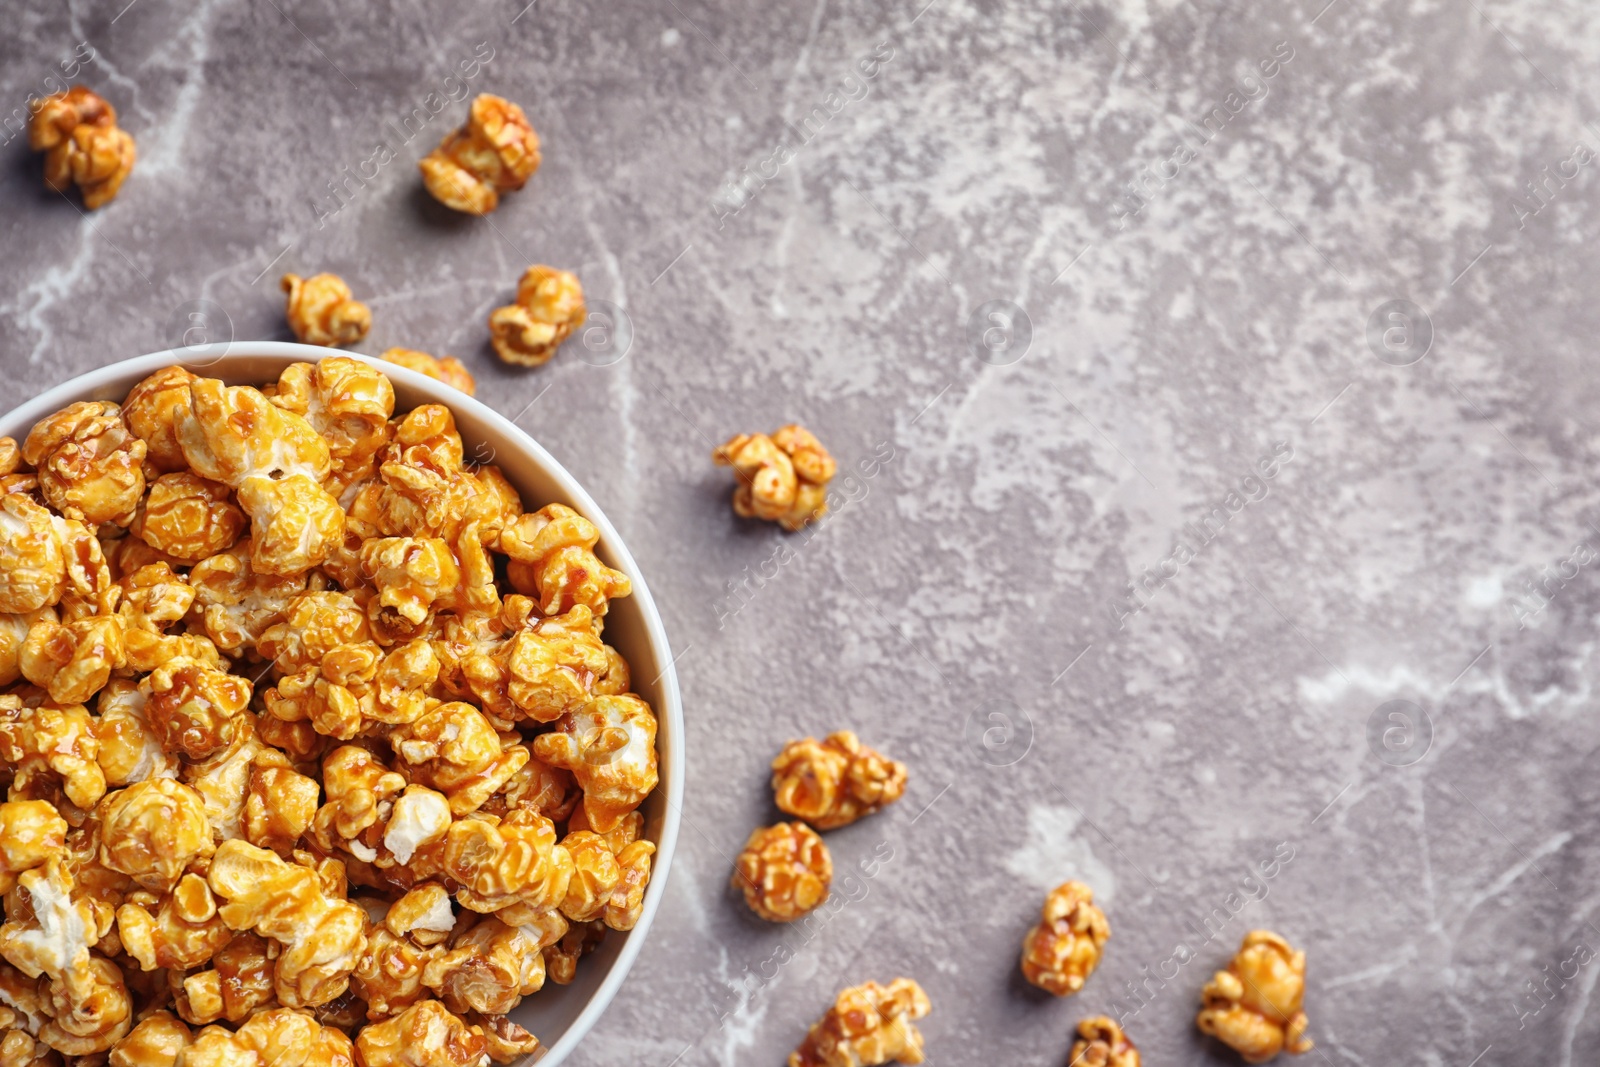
[4,0,1600,1063]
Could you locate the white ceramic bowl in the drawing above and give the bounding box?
[0,342,683,1067]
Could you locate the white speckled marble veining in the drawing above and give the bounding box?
[5,0,1600,1062]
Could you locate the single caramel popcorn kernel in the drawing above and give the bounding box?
[0,800,68,894]
[97,779,213,892]
[1020,881,1110,996]
[108,1010,192,1067]
[28,86,136,209]
[500,606,611,723]
[182,1007,355,1067]
[23,401,148,526]
[1196,930,1312,1064]
[0,698,107,811]
[790,978,931,1067]
[142,662,250,762]
[488,265,585,367]
[116,872,233,972]
[422,917,545,1015]
[1070,1017,1140,1067]
[206,840,369,1009]
[243,750,320,856]
[500,504,631,618]
[532,694,658,833]
[355,998,487,1067]
[772,731,908,830]
[391,702,527,817]
[39,953,133,1054]
[281,273,372,348]
[271,357,396,479]
[442,809,574,915]
[476,1013,541,1065]
[380,348,477,396]
[0,496,69,614]
[420,93,541,216]
[0,858,101,985]
[733,822,831,923]
[132,473,246,563]
[19,615,125,706]
[121,366,195,475]
[713,424,837,531]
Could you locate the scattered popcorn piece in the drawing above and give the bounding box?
[1069,1016,1140,1067]
[789,978,931,1067]
[713,424,837,531]
[242,749,320,856]
[380,348,476,396]
[1197,930,1312,1063]
[382,785,452,866]
[0,859,101,986]
[488,266,585,367]
[732,822,830,923]
[23,401,148,525]
[419,94,541,216]
[532,694,657,833]
[771,730,907,830]
[206,840,369,1009]
[354,998,488,1067]
[281,273,372,348]
[1020,881,1110,996]
[28,86,136,209]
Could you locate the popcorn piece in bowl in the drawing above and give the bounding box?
[771,730,907,830]
[22,400,147,525]
[28,86,136,209]
[713,424,837,531]
[421,916,546,1015]
[789,977,930,1067]
[732,822,830,923]
[19,614,126,706]
[115,871,233,972]
[0,800,68,894]
[97,779,213,893]
[440,809,573,915]
[1020,880,1110,996]
[380,348,476,396]
[121,367,195,476]
[180,1006,354,1066]
[107,1009,192,1067]
[270,357,396,481]
[500,503,631,619]
[280,273,372,348]
[132,473,247,566]
[420,94,541,216]
[355,998,488,1067]
[488,266,585,367]
[1069,1016,1140,1067]
[1196,930,1312,1063]
[532,694,658,833]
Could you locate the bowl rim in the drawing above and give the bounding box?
[0,342,684,1066]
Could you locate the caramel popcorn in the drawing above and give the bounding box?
[97,779,213,892]
[19,615,125,706]
[28,86,136,209]
[488,266,585,367]
[207,840,368,1008]
[732,822,830,923]
[0,800,68,894]
[713,424,837,531]
[22,401,148,525]
[0,362,659,1053]
[116,872,232,971]
[772,731,907,830]
[131,473,246,564]
[356,999,487,1067]
[1069,1017,1140,1067]
[380,349,476,396]
[421,917,544,1015]
[500,504,630,619]
[419,94,541,216]
[1197,931,1312,1063]
[281,273,372,348]
[121,367,195,476]
[441,809,573,917]
[108,1009,191,1067]
[1020,881,1110,997]
[182,1007,354,1067]
[790,978,930,1067]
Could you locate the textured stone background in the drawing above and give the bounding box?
[4,0,1600,1063]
